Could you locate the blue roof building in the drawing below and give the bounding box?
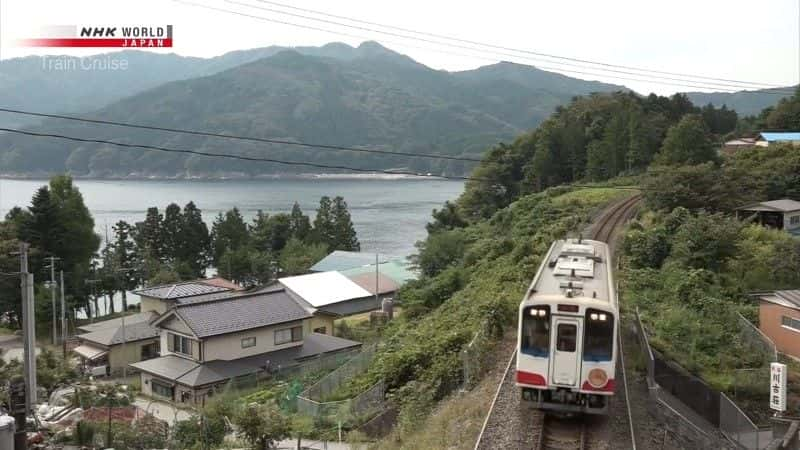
[756,132,800,146]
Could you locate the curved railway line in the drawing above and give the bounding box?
[474,193,641,450]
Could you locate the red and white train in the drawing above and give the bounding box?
[516,238,618,414]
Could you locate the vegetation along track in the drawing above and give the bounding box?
[474,194,640,450]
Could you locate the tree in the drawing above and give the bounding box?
[252,212,293,253]
[161,203,183,262]
[288,202,311,241]
[134,207,164,262]
[176,201,210,278]
[234,403,291,450]
[426,201,467,234]
[106,220,138,311]
[210,207,249,265]
[218,247,274,286]
[312,196,336,249]
[655,114,716,166]
[279,238,328,275]
[0,222,23,328]
[411,230,467,277]
[331,196,360,251]
[766,87,800,130]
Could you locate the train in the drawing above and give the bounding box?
[515,237,618,414]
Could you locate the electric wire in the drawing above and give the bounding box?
[0,127,485,181]
[230,0,790,93]
[251,0,785,90]
[172,0,795,94]
[0,107,484,163]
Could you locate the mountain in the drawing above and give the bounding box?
[0,43,395,128]
[686,86,794,117]
[0,42,625,178]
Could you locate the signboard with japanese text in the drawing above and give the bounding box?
[770,362,787,412]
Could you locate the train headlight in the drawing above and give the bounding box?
[588,368,608,388]
[599,313,607,321]
[538,309,546,317]
[590,313,598,320]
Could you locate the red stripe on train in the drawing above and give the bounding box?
[581,379,616,392]
[516,370,546,386]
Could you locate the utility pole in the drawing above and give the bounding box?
[60,270,67,359]
[375,252,379,304]
[18,242,37,415]
[45,256,60,345]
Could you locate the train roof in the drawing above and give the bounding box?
[524,239,614,306]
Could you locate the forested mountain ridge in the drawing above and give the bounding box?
[0,42,413,128]
[0,42,626,177]
[687,86,795,117]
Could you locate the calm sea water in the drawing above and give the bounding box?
[0,177,464,257]
[0,177,464,317]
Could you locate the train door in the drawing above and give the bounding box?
[550,318,582,386]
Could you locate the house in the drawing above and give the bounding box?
[735,199,800,236]
[758,290,800,358]
[279,271,398,318]
[73,311,161,376]
[304,251,418,317]
[129,287,360,405]
[72,277,241,375]
[134,277,241,314]
[309,251,391,272]
[720,137,756,156]
[755,132,800,147]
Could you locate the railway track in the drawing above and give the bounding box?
[590,194,642,243]
[474,194,640,450]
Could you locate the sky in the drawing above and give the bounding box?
[0,0,798,95]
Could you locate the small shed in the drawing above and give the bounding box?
[758,290,800,358]
[735,199,800,235]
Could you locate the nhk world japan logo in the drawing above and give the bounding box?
[20,25,173,48]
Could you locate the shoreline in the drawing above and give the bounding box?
[0,172,458,182]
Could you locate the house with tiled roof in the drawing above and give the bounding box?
[72,277,244,375]
[129,286,360,405]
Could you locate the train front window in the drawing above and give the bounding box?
[521,306,550,357]
[584,308,614,361]
[556,324,577,352]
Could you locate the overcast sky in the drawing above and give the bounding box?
[1,0,798,95]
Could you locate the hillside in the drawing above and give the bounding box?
[0,42,624,177]
[686,86,792,116]
[0,42,392,128]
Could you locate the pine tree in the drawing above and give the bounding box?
[288,202,311,241]
[210,207,249,266]
[177,201,210,278]
[135,207,165,262]
[108,220,138,311]
[331,196,360,251]
[312,196,336,250]
[161,203,183,262]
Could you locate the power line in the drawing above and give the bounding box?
[0,126,663,191]
[0,107,484,163]
[177,0,776,96]
[230,0,789,93]
[181,0,797,95]
[0,126,485,181]
[251,0,786,90]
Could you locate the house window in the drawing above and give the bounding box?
[782,316,800,332]
[152,381,173,399]
[241,337,256,348]
[313,326,327,334]
[275,326,303,345]
[171,333,193,356]
[791,215,800,226]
